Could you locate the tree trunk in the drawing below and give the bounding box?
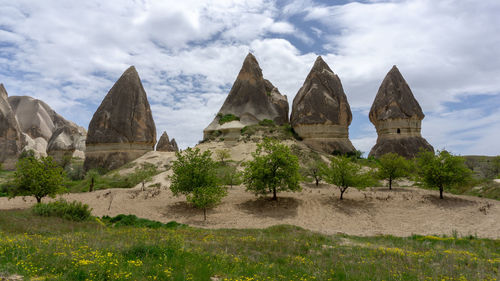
[203,208,207,221]
[340,187,346,200]
[315,178,319,186]
[89,177,94,192]
[389,177,392,190]
[272,187,277,201]
[440,186,444,199]
[36,196,42,203]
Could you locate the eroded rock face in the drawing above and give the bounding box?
[156,131,179,152]
[47,125,87,162]
[8,95,86,157]
[290,56,355,154]
[84,66,156,171]
[369,66,433,158]
[0,84,23,169]
[203,53,289,140]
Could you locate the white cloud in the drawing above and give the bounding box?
[0,0,499,156]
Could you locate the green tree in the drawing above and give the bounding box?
[489,156,500,178]
[243,138,301,200]
[416,150,472,199]
[12,155,65,203]
[321,156,373,200]
[215,149,231,165]
[377,153,411,190]
[85,169,100,192]
[170,147,227,220]
[301,158,326,186]
[216,164,242,188]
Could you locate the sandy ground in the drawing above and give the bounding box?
[1,181,499,239]
[1,141,498,238]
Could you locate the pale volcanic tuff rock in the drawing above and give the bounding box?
[290,56,355,154]
[203,53,289,140]
[84,66,156,171]
[0,84,23,169]
[369,66,433,158]
[8,95,86,158]
[156,131,179,152]
[47,125,86,161]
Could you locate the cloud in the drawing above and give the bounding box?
[0,0,499,156]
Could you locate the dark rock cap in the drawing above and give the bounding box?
[86,66,156,146]
[216,53,289,125]
[369,65,424,123]
[291,56,352,126]
[156,131,178,152]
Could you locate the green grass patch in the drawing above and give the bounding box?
[0,209,498,280]
[241,123,300,141]
[66,163,161,193]
[218,113,240,125]
[101,214,185,229]
[32,199,92,221]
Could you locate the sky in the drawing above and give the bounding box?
[1,0,499,156]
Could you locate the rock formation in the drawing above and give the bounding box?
[369,66,434,158]
[203,53,289,140]
[290,56,355,154]
[84,66,156,171]
[8,95,86,158]
[47,124,86,162]
[0,84,23,169]
[156,131,179,152]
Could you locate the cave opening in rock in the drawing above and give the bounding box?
[397,128,401,134]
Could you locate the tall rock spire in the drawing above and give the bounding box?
[369,66,433,158]
[84,66,156,171]
[203,53,289,141]
[0,84,23,169]
[290,56,355,154]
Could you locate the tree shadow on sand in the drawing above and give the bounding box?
[422,194,476,208]
[237,197,300,219]
[320,196,376,216]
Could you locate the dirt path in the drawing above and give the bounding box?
[1,182,498,239]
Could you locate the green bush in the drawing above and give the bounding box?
[101,214,185,229]
[218,113,240,125]
[258,119,275,126]
[32,199,92,221]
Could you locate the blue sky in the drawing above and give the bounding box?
[1,0,499,155]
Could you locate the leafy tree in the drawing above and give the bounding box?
[215,149,231,165]
[489,156,500,179]
[377,153,411,190]
[321,156,373,200]
[12,155,65,203]
[216,164,242,187]
[170,147,227,220]
[85,169,100,192]
[302,158,326,186]
[243,138,301,200]
[416,150,472,199]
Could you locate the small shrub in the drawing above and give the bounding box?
[32,199,92,221]
[258,119,275,126]
[102,214,185,229]
[218,114,240,125]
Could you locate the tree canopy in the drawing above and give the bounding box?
[12,155,66,203]
[243,138,301,200]
[377,152,411,190]
[416,150,472,199]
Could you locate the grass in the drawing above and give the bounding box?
[218,114,240,125]
[32,199,92,221]
[0,210,498,281]
[65,163,161,193]
[241,123,300,141]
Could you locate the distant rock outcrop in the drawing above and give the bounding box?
[0,84,23,169]
[156,131,179,152]
[84,66,156,171]
[290,56,355,154]
[203,53,289,141]
[47,125,86,162]
[8,95,86,158]
[369,66,434,158]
